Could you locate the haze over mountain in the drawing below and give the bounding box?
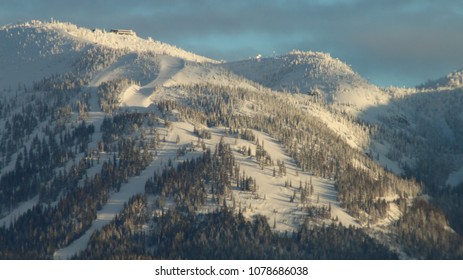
[0,20,462,260]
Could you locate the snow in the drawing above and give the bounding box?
[225,50,390,114]
[154,121,359,231]
[120,85,145,107]
[41,20,216,64]
[299,101,369,150]
[1,23,368,247]
[0,195,39,228]
[376,202,402,227]
[88,53,141,86]
[370,141,403,175]
[0,22,83,90]
[163,63,261,91]
[151,56,185,86]
[53,120,208,259]
[207,127,358,231]
[419,68,463,89]
[54,116,360,258]
[120,56,185,108]
[0,19,439,259]
[115,57,262,109]
[54,125,169,259]
[0,20,215,91]
[53,155,157,259]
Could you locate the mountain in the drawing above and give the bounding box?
[226,50,361,94]
[0,20,215,90]
[418,69,463,89]
[225,50,389,112]
[0,20,462,260]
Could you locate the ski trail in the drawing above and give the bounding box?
[137,55,184,96]
[53,127,175,259]
[149,55,184,88]
[120,55,184,107]
[88,53,138,87]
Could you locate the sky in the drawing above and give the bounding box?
[1,0,463,87]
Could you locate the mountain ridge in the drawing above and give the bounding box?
[418,68,463,90]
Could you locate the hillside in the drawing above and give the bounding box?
[0,20,215,91]
[225,50,389,112]
[418,69,463,90]
[0,20,462,260]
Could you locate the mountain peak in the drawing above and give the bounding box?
[0,19,218,90]
[225,49,371,99]
[1,20,217,64]
[418,69,463,90]
[283,49,357,78]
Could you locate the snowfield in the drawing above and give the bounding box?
[208,127,358,231]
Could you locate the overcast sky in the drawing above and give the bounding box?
[1,0,463,86]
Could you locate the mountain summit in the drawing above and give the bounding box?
[225,50,387,109]
[418,69,463,89]
[0,20,216,89]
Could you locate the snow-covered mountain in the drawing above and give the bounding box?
[226,50,361,94]
[0,20,462,260]
[225,50,389,111]
[0,20,215,90]
[418,69,463,90]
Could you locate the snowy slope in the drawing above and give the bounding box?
[1,20,388,113]
[54,121,177,259]
[97,55,262,109]
[225,50,389,111]
[0,21,85,90]
[0,20,216,91]
[418,69,463,90]
[209,128,358,231]
[54,119,359,259]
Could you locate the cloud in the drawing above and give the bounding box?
[1,0,463,86]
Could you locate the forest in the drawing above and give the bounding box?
[77,147,397,260]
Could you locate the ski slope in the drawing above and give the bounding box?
[53,117,358,258]
[119,56,185,107]
[54,120,188,259]
[207,127,358,231]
